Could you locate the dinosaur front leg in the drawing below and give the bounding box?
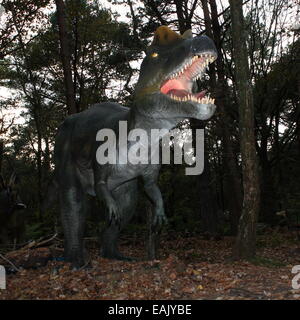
[143,175,168,227]
[95,180,120,224]
[101,180,138,260]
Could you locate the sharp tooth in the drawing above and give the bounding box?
[212,98,215,104]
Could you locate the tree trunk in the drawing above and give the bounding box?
[189,118,221,238]
[201,0,243,234]
[0,140,3,173]
[55,0,77,115]
[229,0,260,259]
[147,201,160,260]
[297,61,300,154]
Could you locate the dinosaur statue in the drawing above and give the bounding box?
[54,26,218,268]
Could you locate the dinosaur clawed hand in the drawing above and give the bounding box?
[152,210,168,227]
[107,198,121,225]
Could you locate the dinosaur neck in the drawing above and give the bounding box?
[125,98,183,152]
[128,97,183,132]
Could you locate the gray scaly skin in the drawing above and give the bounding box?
[54,26,218,268]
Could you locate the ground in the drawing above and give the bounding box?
[0,231,300,300]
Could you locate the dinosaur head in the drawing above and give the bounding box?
[134,26,217,121]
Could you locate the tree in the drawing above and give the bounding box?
[229,0,260,259]
[201,0,243,234]
[55,0,77,115]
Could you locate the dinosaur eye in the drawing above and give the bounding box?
[151,52,159,58]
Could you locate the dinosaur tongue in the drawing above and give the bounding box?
[160,78,206,99]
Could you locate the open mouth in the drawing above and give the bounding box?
[160,52,216,104]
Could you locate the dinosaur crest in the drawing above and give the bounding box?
[151,26,182,46]
[151,26,194,47]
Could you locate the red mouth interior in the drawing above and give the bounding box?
[160,56,208,101]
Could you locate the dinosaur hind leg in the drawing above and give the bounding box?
[59,177,89,269]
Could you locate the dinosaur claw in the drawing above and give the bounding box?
[152,213,168,228]
[107,198,121,224]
